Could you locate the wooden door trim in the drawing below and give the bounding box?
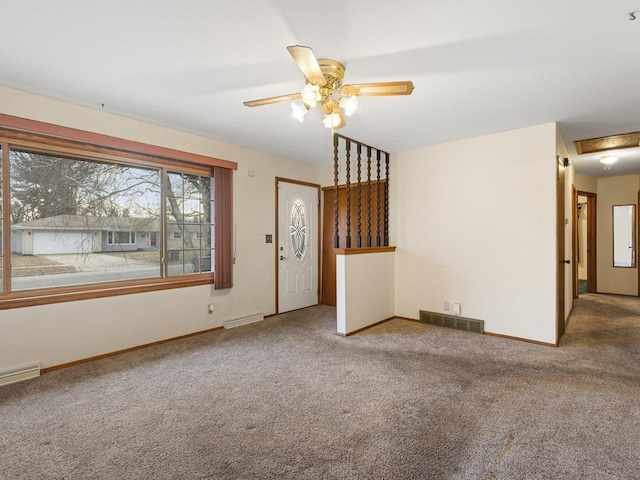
[321,189,336,306]
[274,177,321,315]
[556,156,566,344]
[572,185,578,299]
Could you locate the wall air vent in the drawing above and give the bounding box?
[223,312,264,329]
[0,363,41,386]
[419,310,484,334]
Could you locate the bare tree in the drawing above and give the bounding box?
[9,149,211,272]
[10,151,99,222]
[10,151,161,223]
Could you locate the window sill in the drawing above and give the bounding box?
[0,274,215,310]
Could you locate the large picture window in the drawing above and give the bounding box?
[9,150,162,290]
[0,119,235,309]
[107,231,137,245]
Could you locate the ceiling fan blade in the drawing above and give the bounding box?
[341,81,415,97]
[243,93,301,107]
[286,45,326,86]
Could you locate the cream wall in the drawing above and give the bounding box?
[596,174,639,295]
[575,172,597,193]
[0,86,321,370]
[336,252,395,335]
[391,123,558,344]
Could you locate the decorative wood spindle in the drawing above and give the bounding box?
[331,134,391,251]
[384,152,390,246]
[333,134,339,248]
[366,146,372,247]
[356,143,362,248]
[345,139,351,248]
[376,150,381,247]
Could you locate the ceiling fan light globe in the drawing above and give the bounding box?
[300,84,321,108]
[323,113,342,129]
[291,102,308,123]
[339,95,357,117]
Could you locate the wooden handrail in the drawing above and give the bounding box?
[334,246,396,255]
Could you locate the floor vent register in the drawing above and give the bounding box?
[419,310,484,334]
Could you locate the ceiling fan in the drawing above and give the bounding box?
[243,45,414,129]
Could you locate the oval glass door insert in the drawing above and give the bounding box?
[290,199,307,260]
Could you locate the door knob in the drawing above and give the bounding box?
[563,260,570,264]
[280,255,289,261]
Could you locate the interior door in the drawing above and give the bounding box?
[278,180,319,313]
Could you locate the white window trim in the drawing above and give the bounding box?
[107,231,137,245]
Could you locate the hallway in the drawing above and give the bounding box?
[563,292,640,350]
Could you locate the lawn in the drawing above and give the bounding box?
[10,254,77,276]
[11,255,62,267]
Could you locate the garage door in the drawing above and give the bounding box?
[33,231,93,255]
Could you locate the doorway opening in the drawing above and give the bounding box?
[576,191,597,295]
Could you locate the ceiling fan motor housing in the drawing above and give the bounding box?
[317,58,345,89]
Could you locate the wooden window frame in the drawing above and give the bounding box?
[0,115,237,310]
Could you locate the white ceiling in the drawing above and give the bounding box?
[1,0,639,174]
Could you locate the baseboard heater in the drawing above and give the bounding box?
[0,363,41,387]
[223,312,264,329]
[419,310,484,334]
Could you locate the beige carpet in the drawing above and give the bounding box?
[1,293,639,479]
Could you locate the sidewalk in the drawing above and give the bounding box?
[41,253,153,272]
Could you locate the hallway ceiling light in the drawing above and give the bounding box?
[600,155,618,165]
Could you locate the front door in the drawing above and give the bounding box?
[277,179,319,313]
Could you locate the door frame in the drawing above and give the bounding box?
[321,187,338,306]
[556,156,566,344]
[572,185,578,299]
[577,190,597,293]
[274,177,321,315]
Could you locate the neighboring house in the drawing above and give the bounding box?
[11,215,160,255]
